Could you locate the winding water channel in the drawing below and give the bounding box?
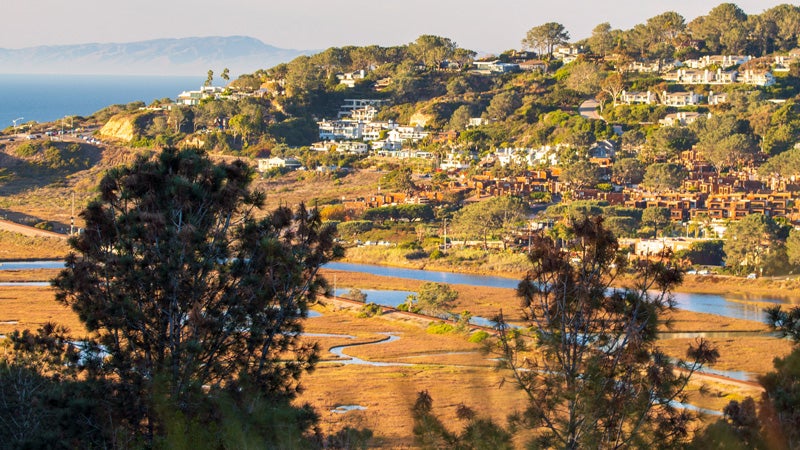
[328,262,787,323]
[1,260,790,323]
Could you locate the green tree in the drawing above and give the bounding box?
[494,217,718,449]
[221,67,230,83]
[484,91,521,121]
[453,195,527,250]
[342,288,367,303]
[205,69,214,87]
[787,228,800,267]
[692,113,759,172]
[415,282,459,318]
[642,162,687,192]
[611,157,645,185]
[688,3,749,54]
[642,206,672,237]
[407,35,457,68]
[411,390,513,449]
[565,62,603,95]
[643,126,697,162]
[755,347,800,449]
[448,104,472,131]
[522,22,570,57]
[588,22,615,57]
[723,214,787,276]
[600,72,625,106]
[380,167,417,195]
[52,148,339,443]
[678,240,725,266]
[560,160,601,189]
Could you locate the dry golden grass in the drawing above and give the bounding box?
[657,336,793,376]
[662,309,769,333]
[253,170,381,212]
[0,231,69,260]
[0,286,84,336]
[0,268,60,282]
[0,283,787,447]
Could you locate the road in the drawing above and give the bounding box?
[578,99,605,121]
[0,218,68,240]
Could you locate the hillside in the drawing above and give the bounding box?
[0,36,311,76]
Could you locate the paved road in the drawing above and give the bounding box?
[579,99,605,121]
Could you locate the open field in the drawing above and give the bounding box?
[0,231,69,260]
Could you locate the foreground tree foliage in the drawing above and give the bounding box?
[411,390,513,450]
[43,147,340,445]
[694,306,800,449]
[493,217,718,449]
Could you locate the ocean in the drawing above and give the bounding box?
[0,74,204,128]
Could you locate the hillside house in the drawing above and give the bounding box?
[661,91,700,107]
[337,70,366,88]
[659,112,706,126]
[620,90,656,105]
[738,70,776,87]
[707,91,728,105]
[257,157,302,172]
[318,119,363,140]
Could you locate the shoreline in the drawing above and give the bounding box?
[339,256,800,304]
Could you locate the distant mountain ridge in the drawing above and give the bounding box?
[0,36,311,76]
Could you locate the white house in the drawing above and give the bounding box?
[659,112,707,126]
[337,70,366,88]
[176,86,225,106]
[361,121,397,141]
[257,157,302,172]
[661,91,700,107]
[472,60,520,74]
[317,119,363,140]
[468,117,489,128]
[707,91,728,105]
[387,125,428,143]
[518,60,548,72]
[371,140,403,151]
[350,106,378,121]
[335,141,370,155]
[738,70,776,87]
[338,99,388,117]
[439,152,473,170]
[684,55,752,69]
[620,90,656,105]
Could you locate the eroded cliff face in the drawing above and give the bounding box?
[409,111,435,128]
[98,114,139,142]
[99,111,159,142]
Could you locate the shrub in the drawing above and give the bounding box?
[14,143,38,157]
[429,248,444,259]
[426,322,455,334]
[357,303,382,318]
[34,221,54,231]
[398,240,422,250]
[468,330,490,343]
[341,288,367,303]
[405,250,428,260]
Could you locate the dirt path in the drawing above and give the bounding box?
[0,218,68,239]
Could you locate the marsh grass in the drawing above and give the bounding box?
[0,284,789,447]
[0,231,69,260]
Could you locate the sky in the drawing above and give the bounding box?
[0,0,792,53]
